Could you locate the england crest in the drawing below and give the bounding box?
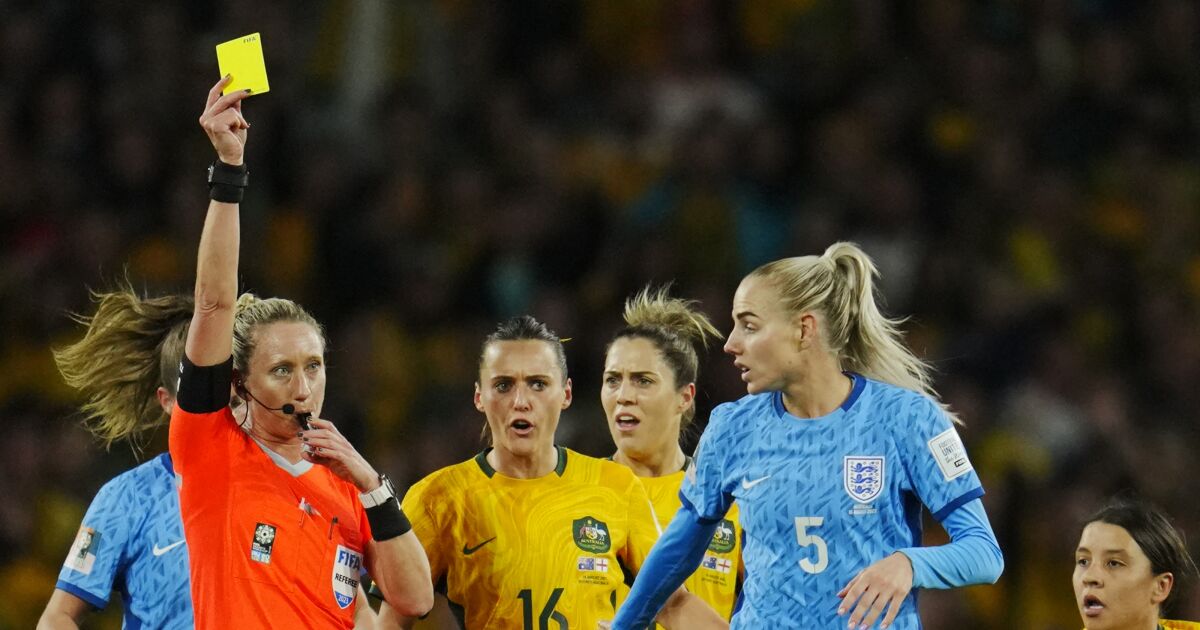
[844,456,884,504]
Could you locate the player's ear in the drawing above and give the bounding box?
[473,382,485,412]
[793,312,816,350]
[1151,571,1174,605]
[677,382,695,415]
[561,378,573,409]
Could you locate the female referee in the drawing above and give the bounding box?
[613,242,1004,629]
[168,77,432,629]
[377,315,726,629]
[600,286,743,622]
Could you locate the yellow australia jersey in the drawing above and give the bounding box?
[1082,621,1200,630]
[402,447,661,629]
[636,457,742,622]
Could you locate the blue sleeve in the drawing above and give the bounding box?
[899,396,984,520]
[678,404,734,520]
[56,476,139,608]
[899,499,1004,589]
[613,499,719,629]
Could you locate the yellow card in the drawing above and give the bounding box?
[216,33,270,96]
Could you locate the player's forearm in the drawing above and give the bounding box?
[614,502,719,629]
[37,591,89,630]
[36,612,81,630]
[375,602,418,630]
[367,533,434,618]
[655,590,728,629]
[354,585,377,630]
[899,499,1004,589]
[187,199,239,365]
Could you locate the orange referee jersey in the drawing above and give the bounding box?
[169,403,371,629]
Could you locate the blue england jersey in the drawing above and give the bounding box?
[56,453,193,629]
[682,375,983,629]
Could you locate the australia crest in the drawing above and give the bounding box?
[572,516,611,554]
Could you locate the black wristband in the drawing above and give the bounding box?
[207,160,248,203]
[365,498,412,541]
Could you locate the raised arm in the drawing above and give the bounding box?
[186,77,251,366]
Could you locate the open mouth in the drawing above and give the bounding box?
[614,413,640,432]
[1082,594,1105,616]
[509,419,533,436]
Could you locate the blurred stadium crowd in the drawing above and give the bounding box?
[1,1,1198,627]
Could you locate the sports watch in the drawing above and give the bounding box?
[359,474,396,508]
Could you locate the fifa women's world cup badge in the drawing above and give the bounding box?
[844,456,884,515]
[250,522,277,564]
[572,517,611,553]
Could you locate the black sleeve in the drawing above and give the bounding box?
[176,355,233,414]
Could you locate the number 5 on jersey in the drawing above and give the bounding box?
[795,516,829,574]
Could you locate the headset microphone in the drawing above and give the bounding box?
[241,387,311,429]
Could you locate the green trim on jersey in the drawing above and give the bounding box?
[474,446,568,478]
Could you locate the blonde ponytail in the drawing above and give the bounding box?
[752,242,960,423]
[52,285,193,449]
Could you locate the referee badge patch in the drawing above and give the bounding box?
[250,523,276,564]
[332,545,363,609]
[64,525,100,575]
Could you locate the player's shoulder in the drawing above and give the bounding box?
[708,392,775,432]
[565,448,639,488]
[855,376,942,425]
[409,455,483,496]
[98,453,175,498]
[1161,620,1200,630]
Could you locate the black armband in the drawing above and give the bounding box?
[366,498,411,541]
[177,355,233,414]
[207,160,248,203]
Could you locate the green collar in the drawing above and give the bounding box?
[475,446,567,478]
[605,453,693,474]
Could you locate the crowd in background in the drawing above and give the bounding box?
[1,1,1198,627]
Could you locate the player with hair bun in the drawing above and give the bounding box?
[377,315,726,629]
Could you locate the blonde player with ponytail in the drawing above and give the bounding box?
[614,243,1003,630]
[601,286,742,622]
[39,287,196,629]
